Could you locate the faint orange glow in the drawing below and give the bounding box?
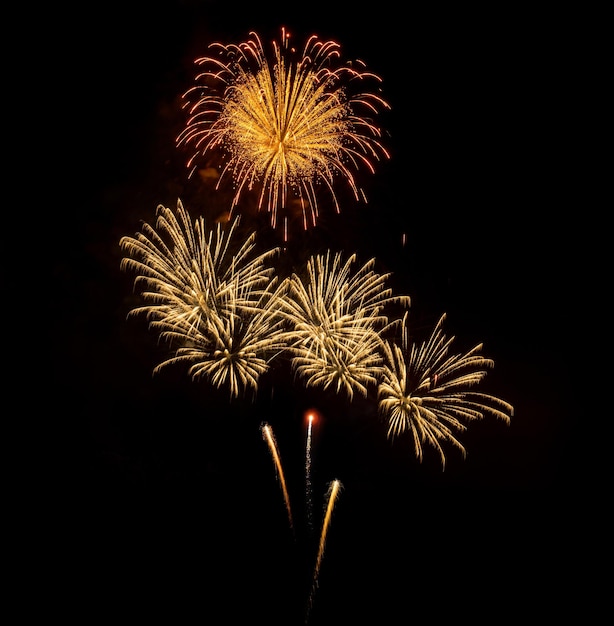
[304,408,322,427]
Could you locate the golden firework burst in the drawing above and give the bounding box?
[120,199,287,399]
[177,27,390,233]
[378,313,514,468]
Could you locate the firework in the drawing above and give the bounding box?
[307,479,343,620]
[120,200,288,399]
[377,313,514,468]
[177,27,391,232]
[261,422,293,532]
[274,251,410,399]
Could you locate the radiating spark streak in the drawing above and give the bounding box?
[177,27,390,233]
[305,413,314,533]
[261,422,293,532]
[307,479,343,621]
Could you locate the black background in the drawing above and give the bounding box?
[43,2,593,624]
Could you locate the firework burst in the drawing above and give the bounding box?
[378,313,514,468]
[274,251,410,400]
[120,200,287,399]
[177,27,391,233]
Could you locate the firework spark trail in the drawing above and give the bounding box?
[305,413,314,533]
[306,479,343,621]
[260,422,293,533]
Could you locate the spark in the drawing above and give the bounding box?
[177,27,391,233]
[274,250,410,399]
[120,199,288,399]
[261,422,294,532]
[377,313,514,468]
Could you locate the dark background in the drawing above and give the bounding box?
[45,2,592,624]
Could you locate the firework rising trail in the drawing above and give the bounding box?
[306,479,343,622]
[260,422,293,533]
[305,412,315,534]
[177,27,391,234]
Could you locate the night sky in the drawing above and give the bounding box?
[46,2,590,624]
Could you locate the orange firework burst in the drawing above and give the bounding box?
[177,27,390,233]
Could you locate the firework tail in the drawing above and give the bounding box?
[261,422,294,534]
[306,479,343,622]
